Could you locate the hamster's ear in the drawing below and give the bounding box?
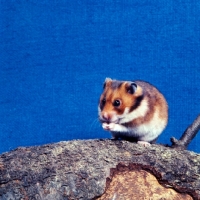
[127,82,137,94]
[103,77,112,89]
[105,77,112,82]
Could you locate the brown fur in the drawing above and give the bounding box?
[99,79,168,127]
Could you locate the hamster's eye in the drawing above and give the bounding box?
[113,99,121,107]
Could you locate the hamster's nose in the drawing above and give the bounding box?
[102,112,111,122]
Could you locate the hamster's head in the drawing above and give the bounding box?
[98,78,144,124]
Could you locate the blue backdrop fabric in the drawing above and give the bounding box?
[0,1,200,153]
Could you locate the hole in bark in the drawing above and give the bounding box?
[96,164,194,200]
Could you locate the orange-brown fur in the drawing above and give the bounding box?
[100,80,168,127]
[131,81,168,127]
[98,78,168,143]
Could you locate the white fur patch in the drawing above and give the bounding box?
[132,109,167,142]
[102,123,129,132]
[119,99,149,124]
[98,105,101,115]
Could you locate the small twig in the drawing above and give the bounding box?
[171,114,200,150]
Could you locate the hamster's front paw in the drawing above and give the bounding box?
[102,123,116,131]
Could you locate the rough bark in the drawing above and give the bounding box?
[171,114,200,150]
[0,139,200,200]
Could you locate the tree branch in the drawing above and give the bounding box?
[171,114,200,150]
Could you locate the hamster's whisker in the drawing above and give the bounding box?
[88,118,100,134]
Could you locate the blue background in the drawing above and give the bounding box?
[0,1,199,154]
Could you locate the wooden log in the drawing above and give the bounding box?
[0,115,200,199]
[0,139,200,200]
